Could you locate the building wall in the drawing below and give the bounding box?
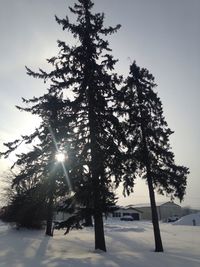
[136,202,182,221]
[138,207,152,220]
[158,202,182,221]
[54,211,70,221]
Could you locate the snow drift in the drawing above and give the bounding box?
[173,212,200,226]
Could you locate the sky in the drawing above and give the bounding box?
[0,0,199,208]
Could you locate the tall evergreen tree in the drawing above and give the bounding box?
[122,61,189,252]
[2,0,133,251]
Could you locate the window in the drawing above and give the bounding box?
[113,212,121,217]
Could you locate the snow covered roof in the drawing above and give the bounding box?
[116,206,143,213]
[124,201,181,209]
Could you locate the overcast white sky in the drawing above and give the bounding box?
[0,0,199,208]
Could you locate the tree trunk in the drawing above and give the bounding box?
[92,174,106,251]
[84,211,93,227]
[45,193,54,236]
[147,174,164,252]
[137,84,164,252]
[94,212,106,251]
[83,9,107,250]
[87,81,107,251]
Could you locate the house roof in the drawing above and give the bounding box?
[124,201,181,209]
[117,206,143,213]
[123,207,143,213]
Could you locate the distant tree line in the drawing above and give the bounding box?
[0,0,189,253]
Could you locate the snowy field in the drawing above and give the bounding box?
[0,219,199,267]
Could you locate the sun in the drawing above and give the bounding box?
[55,152,65,162]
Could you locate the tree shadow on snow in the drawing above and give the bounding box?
[0,226,50,267]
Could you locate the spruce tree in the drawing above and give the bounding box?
[2,0,133,251]
[122,61,189,252]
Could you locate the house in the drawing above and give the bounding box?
[126,201,182,221]
[111,201,182,221]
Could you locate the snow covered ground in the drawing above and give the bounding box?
[0,219,199,267]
